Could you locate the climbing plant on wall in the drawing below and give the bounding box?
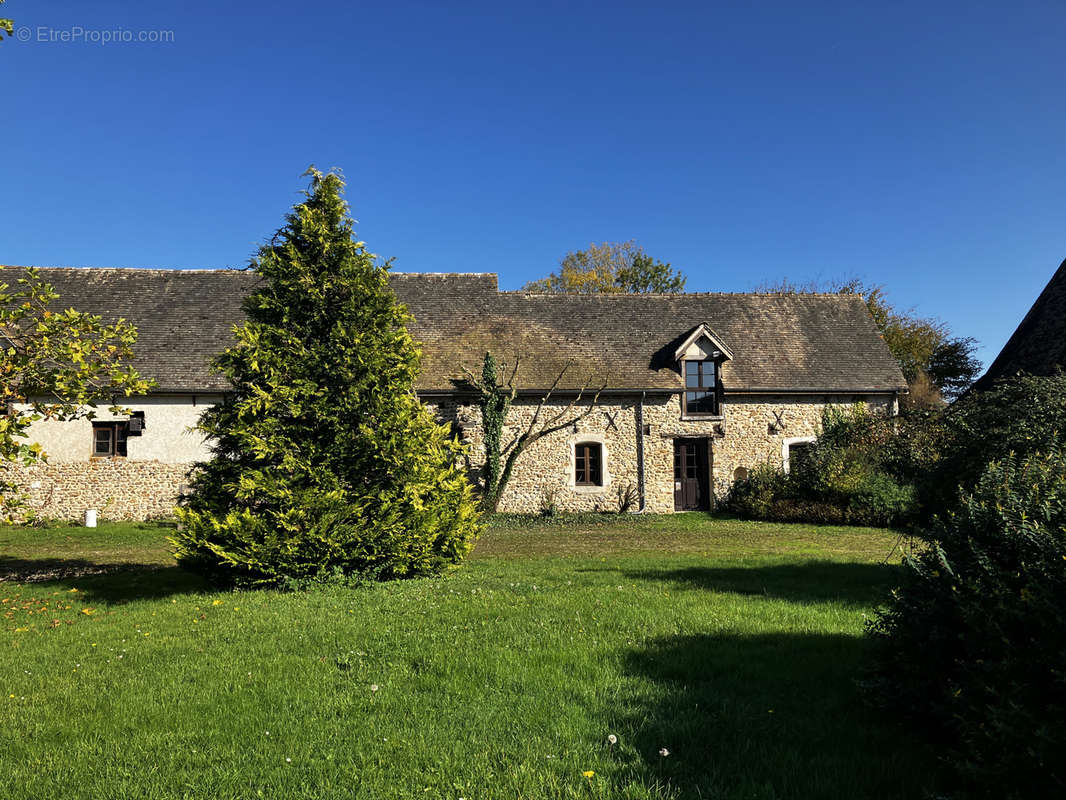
[467,351,605,512]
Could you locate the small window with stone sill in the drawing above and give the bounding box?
[92,421,129,458]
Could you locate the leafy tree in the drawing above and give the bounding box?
[754,277,980,403]
[0,269,154,518]
[524,241,686,294]
[920,373,1066,516]
[0,1,12,42]
[464,352,604,512]
[172,168,481,586]
[926,336,981,401]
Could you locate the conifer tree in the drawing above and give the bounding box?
[173,168,480,585]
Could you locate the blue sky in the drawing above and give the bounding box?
[3,1,1064,368]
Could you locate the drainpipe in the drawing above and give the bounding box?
[636,392,647,512]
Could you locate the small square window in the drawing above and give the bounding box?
[92,422,129,457]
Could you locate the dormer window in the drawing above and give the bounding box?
[684,360,719,416]
[675,323,732,419]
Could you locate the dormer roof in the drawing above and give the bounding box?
[673,323,734,363]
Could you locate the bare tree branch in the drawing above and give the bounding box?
[465,349,609,512]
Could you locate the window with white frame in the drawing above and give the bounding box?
[782,436,816,474]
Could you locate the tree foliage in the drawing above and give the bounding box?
[172,168,481,586]
[754,277,980,403]
[866,447,1066,797]
[920,372,1066,515]
[0,269,154,518]
[465,352,604,512]
[523,241,686,294]
[0,0,12,41]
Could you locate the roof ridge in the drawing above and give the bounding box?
[503,290,856,298]
[0,265,241,273]
[391,271,496,277]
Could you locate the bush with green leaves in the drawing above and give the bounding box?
[172,169,481,586]
[865,448,1066,797]
[725,405,920,527]
[724,461,793,520]
[920,373,1066,517]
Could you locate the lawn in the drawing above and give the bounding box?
[0,515,934,800]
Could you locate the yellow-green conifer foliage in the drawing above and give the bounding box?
[173,169,480,585]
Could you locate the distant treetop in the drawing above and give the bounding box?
[524,241,686,294]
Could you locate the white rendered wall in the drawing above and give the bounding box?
[18,394,221,464]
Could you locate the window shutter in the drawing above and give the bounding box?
[128,411,145,435]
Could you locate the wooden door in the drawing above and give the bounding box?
[673,438,710,511]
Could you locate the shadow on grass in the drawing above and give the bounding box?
[614,561,903,606]
[0,556,207,602]
[614,632,939,799]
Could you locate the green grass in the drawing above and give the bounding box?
[0,515,932,799]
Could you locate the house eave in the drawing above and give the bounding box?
[723,387,905,396]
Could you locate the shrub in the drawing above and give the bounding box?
[921,373,1066,516]
[616,482,639,514]
[725,462,795,520]
[766,499,847,525]
[865,448,1066,797]
[844,472,915,528]
[725,404,920,528]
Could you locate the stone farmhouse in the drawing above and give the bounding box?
[5,267,907,520]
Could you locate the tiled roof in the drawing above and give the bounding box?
[973,256,1066,392]
[1,266,906,394]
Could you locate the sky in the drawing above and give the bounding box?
[2,0,1064,369]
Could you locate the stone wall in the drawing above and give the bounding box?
[432,392,895,514]
[9,391,896,520]
[9,460,189,521]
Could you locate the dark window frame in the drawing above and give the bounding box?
[574,441,603,487]
[92,421,129,458]
[682,359,721,417]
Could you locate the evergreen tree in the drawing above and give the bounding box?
[173,168,481,585]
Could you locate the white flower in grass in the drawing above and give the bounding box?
[370,684,379,692]
[607,734,618,745]
[659,747,670,757]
